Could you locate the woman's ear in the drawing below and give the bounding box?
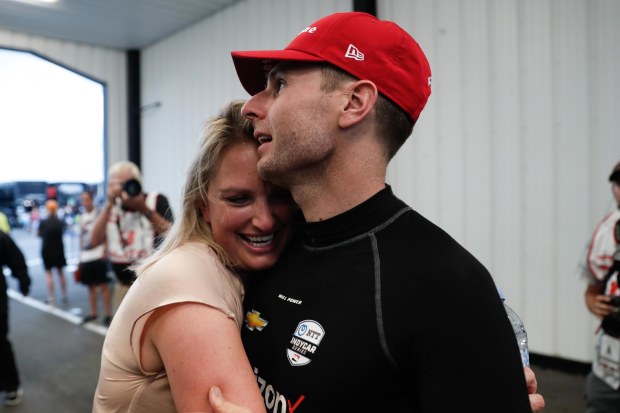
[338,80,378,129]
[199,202,210,224]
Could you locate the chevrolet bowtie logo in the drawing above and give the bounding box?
[246,310,268,331]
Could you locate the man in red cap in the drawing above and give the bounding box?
[211,12,543,412]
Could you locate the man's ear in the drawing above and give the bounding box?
[338,80,378,129]
[199,202,210,224]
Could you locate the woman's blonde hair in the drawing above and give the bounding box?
[134,100,255,275]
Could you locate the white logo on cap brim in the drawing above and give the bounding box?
[345,44,364,61]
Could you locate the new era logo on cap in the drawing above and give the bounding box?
[232,12,432,122]
[345,44,364,61]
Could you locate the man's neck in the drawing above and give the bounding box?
[292,180,386,222]
[289,149,387,222]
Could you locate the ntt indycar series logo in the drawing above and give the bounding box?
[287,320,325,366]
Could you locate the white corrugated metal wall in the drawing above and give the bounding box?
[0,29,128,164]
[380,0,620,362]
[141,0,620,362]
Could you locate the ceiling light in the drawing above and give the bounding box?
[10,0,59,5]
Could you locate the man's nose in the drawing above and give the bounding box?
[242,91,266,121]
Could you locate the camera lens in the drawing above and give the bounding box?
[602,312,620,338]
[122,179,142,197]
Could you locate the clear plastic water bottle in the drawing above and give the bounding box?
[498,288,530,367]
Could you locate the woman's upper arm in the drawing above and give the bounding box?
[147,302,266,413]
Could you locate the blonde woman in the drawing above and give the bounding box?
[93,101,296,412]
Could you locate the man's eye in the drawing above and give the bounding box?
[273,79,286,95]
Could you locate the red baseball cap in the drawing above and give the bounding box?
[231,12,432,122]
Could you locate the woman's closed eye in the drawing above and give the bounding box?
[226,195,252,206]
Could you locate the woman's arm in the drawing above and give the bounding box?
[142,302,266,413]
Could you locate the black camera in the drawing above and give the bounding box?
[601,295,620,338]
[122,179,142,197]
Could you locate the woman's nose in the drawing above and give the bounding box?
[251,200,276,231]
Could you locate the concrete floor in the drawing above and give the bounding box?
[534,365,587,413]
[2,296,105,412]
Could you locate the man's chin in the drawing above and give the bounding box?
[257,162,285,186]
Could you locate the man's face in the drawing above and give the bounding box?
[613,182,620,208]
[80,192,94,212]
[241,64,340,186]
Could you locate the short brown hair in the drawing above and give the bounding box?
[319,64,414,160]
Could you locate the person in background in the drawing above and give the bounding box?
[0,231,31,406]
[38,199,67,305]
[28,203,40,235]
[89,161,173,313]
[78,190,112,326]
[209,11,542,412]
[0,211,10,234]
[583,160,620,413]
[93,101,296,412]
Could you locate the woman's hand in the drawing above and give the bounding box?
[209,387,253,413]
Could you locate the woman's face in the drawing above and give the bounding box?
[202,141,296,271]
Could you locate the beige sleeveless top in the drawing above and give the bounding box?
[92,242,244,412]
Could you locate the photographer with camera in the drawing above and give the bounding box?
[90,161,173,314]
[584,160,620,413]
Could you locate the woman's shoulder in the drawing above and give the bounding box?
[145,242,233,285]
[134,241,243,320]
[163,241,220,267]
